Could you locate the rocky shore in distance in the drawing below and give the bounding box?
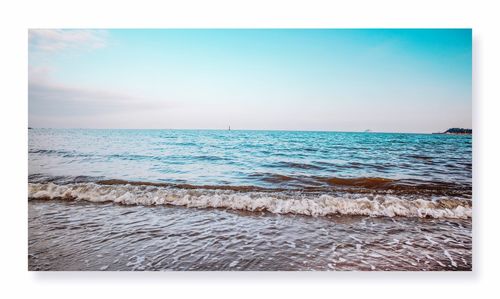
[433,128,472,135]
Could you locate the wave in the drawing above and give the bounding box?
[321,177,395,187]
[28,173,472,198]
[264,161,325,171]
[28,182,472,219]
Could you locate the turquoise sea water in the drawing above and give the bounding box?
[28,129,472,270]
[28,129,472,193]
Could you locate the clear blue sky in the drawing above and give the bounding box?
[28,29,472,132]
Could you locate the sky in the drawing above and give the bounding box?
[28,29,472,133]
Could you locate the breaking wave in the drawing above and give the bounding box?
[28,182,472,219]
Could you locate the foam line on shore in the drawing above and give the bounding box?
[28,182,472,219]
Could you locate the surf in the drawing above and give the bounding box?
[28,181,472,219]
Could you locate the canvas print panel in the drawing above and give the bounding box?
[28,29,472,271]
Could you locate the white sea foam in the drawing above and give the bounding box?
[28,182,472,219]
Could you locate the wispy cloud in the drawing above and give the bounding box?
[28,67,176,125]
[29,29,108,52]
[29,79,152,109]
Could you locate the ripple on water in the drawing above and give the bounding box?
[28,200,472,271]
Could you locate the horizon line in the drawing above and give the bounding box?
[27,127,471,134]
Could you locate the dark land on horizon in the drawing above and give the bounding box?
[433,128,472,135]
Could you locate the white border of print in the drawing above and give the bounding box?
[1,1,498,299]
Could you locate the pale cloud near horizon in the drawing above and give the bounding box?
[28,66,177,126]
[29,29,108,52]
[29,75,170,111]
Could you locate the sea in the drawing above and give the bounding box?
[28,129,472,271]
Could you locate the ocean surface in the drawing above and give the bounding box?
[28,129,472,271]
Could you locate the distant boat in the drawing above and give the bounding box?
[364,129,372,133]
[228,125,231,131]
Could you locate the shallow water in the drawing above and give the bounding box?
[28,200,471,271]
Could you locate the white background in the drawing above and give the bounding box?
[0,0,498,298]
